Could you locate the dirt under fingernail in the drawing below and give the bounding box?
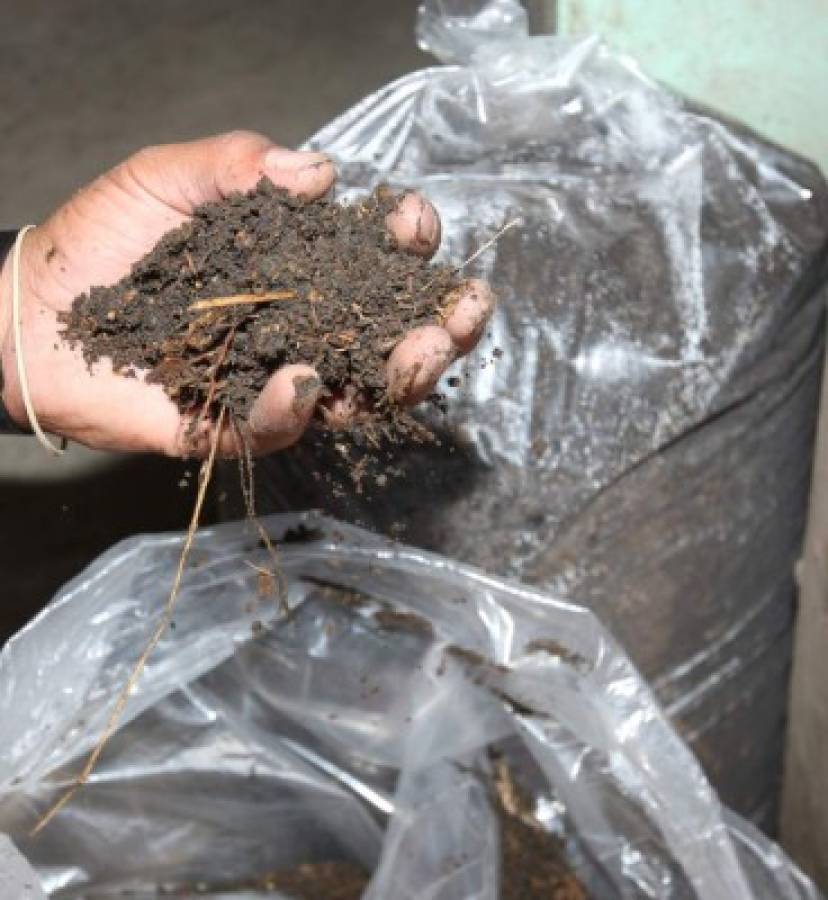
[293,374,322,401]
[60,179,461,444]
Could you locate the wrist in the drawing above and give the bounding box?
[0,232,31,432]
[0,232,15,357]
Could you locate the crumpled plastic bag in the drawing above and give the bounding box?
[0,836,47,899]
[0,514,822,899]
[257,0,828,828]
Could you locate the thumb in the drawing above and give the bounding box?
[118,131,335,213]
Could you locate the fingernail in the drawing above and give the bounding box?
[418,200,439,247]
[395,192,439,247]
[292,374,322,401]
[389,362,423,402]
[265,148,331,173]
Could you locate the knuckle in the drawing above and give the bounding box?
[126,145,160,173]
[215,130,270,190]
[218,130,269,164]
[220,128,265,147]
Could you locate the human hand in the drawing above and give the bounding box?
[0,131,494,456]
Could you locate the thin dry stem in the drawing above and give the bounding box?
[455,218,519,273]
[422,218,519,296]
[231,415,289,611]
[31,406,227,837]
[195,326,236,432]
[244,560,275,578]
[189,291,297,311]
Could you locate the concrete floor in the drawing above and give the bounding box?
[0,0,430,641]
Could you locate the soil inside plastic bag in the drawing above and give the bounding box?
[1,512,822,900]
[156,861,370,899]
[154,755,587,899]
[491,755,588,900]
[263,862,369,900]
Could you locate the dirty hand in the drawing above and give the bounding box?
[0,131,494,456]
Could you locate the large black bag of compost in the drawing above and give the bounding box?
[257,0,828,828]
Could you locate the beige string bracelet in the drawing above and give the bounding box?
[11,225,66,456]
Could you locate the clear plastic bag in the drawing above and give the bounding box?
[0,514,822,899]
[257,0,828,828]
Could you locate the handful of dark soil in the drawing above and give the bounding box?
[61,180,461,435]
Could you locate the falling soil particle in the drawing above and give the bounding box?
[61,180,462,440]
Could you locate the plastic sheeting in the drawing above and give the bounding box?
[0,514,822,899]
[256,0,828,826]
[0,836,47,899]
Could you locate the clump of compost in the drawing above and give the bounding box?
[61,180,461,439]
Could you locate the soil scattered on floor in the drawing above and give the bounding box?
[61,180,461,443]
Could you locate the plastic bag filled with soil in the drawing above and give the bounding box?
[252,0,828,828]
[0,514,822,899]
